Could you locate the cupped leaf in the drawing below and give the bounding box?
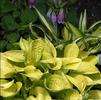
[56,89,82,100]
[67,73,87,92]
[41,58,62,70]
[26,96,37,100]
[0,60,16,78]
[32,38,44,65]
[64,42,79,58]
[88,90,101,99]
[0,80,14,89]
[0,82,22,97]
[77,62,99,74]
[22,65,43,80]
[30,87,52,100]
[44,74,72,92]
[3,50,25,62]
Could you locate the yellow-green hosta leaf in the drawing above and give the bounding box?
[83,55,99,65]
[78,51,89,59]
[14,66,24,73]
[62,57,81,65]
[64,42,79,58]
[44,39,57,58]
[42,52,53,60]
[63,62,81,70]
[77,62,99,74]
[88,90,101,99]
[0,82,22,97]
[3,50,25,62]
[0,60,16,78]
[32,38,44,64]
[44,74,72,92]
[41,58,62,70]
[30,87,52,100]
[19,38,29,51]
[87,73,101,85]
[23,65,43,80]
[0,80,14,89]
[26,96,37,100]
[67,74,87,92]
[56,89,82,100]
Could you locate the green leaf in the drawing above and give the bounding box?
[4,50,25,62]
[0,0,15,13]
[67,74,87,92]
[6,33,20,43]
[34,8,56,40]
[65,22,82,38]
[64,42,79,58]
[81,10,87,33]
[88,90,101,99]
[87,20,101,32]
[20,8,37,24]
[91,26,101,37]
[1,15,18,31]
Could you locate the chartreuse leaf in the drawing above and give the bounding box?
[22,65,43,80]
[41,58,62,70]
[3,50,25,62]
[83,55,99,65]
[32,38,44,64]
[87,73,101,85]
[30,87,52,100]
[56,89,82,100]
[44,74,72,92]
[64,42,79,58]
[0,80,14,89]
[0,82,22,97]
[45,39,57,58]
[77,62,99,74]
[88,90,101,99]
[78,51,89,59]
[62,57,81,65]
[19,38,29,51]
[26,96,37,100]
[0,60,16,78]
[67,73,87,92]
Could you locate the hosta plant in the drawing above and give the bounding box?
[0,37,101,100]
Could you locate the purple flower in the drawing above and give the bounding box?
[47,9,52,20]
[51,12,57,24]
[28,0,37,8]
[53,0,61,5]
[57,9,64,24]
